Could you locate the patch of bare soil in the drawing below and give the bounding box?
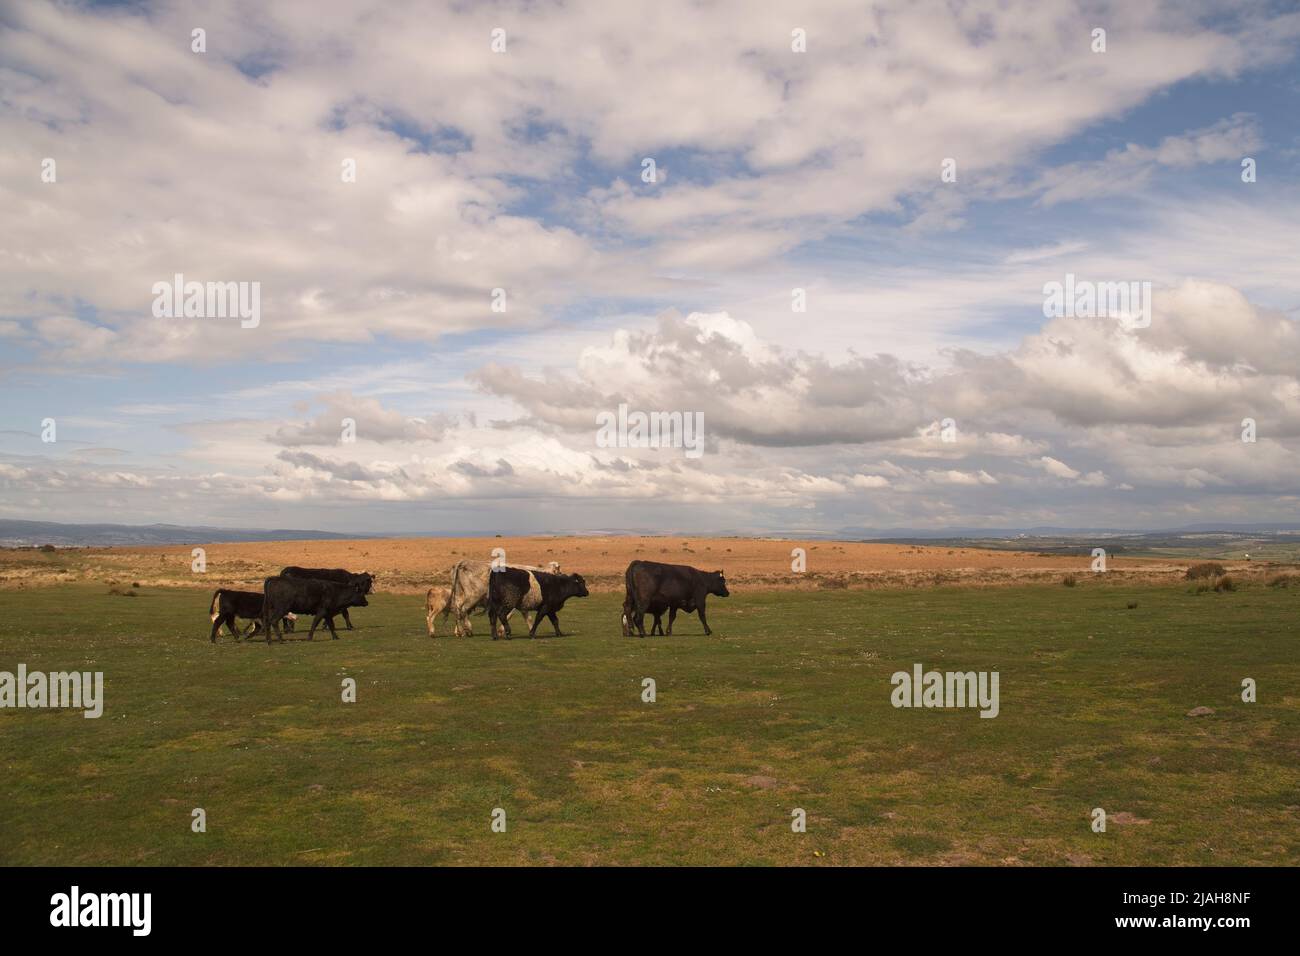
[0,535,1284,594]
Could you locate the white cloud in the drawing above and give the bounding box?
[3,1,1299,532]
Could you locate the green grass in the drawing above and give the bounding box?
[1,583,1297,866]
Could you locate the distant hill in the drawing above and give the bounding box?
[858,526,1300,561]
[0,520,357,548]
[5,518,1300,557]
[853,523,1300,539]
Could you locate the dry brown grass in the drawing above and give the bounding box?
[1185,561,1227,580]
[0,535,1232,594]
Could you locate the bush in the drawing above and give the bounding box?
[1062,574,1077,587]
[1185,562,1226,580]
[1213,575,1237,592]
[1267,573,1296,588]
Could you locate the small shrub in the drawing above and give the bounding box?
[1213,575,1237,592]
[1127,601,1138,609]
[1062,574,1077,588]
[1267,573,1296,588]
[1185,562,1226,580]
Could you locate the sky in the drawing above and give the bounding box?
[2,0,1299,535]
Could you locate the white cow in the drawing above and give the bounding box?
[434,559,560,637]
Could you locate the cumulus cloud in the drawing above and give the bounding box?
[3,1,1299,533]
[270,392,450,446]
[1036,456,1082,480]
[472,310,929,446]
[4,0,1298,365]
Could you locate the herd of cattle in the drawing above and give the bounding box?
[207,559,729,643]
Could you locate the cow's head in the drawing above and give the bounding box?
[342,584,369,608]
[353,572,376,594]
[707,570,729,598]
[564,573,589,599]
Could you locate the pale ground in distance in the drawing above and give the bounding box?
[0,536,1269,593]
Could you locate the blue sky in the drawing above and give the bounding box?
[2,0,1300,534]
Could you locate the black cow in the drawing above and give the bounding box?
[488,568,589,640]
[279,567,374,629]
[261,576,369,643]
[621,593,697,636]
[622,560,728,637]
[208,589,296,643]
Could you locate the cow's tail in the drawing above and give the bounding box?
[443,563,461,620]
[259,578,275,640]
[209,589,223,622]
[624,562,638,607]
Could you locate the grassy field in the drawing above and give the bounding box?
[1,581,1297,866]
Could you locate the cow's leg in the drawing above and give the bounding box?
[698,607,712,636]
[324,614,341,640]
[426,606,437,638]
[488,603,500,641]
[528,608,543,638]
[652,612,664,636]
[548,610,563,637]
[341,607,354,630]
[209,615,224,643]
[633,607,647,638]
[265,616,281,644]
[244,619,263,641]
[307,614,324,641]
[498,608,521,638]
[667,606,678,635]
